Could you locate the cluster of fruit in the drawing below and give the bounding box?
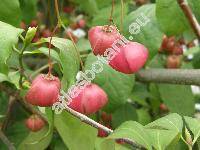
[159,35,183,69]
[88,25,148,74]
[25,24,149,132]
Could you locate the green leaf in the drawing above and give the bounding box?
[0,121,29,148]
[0,21,23,74]
[42,37,80,89]
[24,47,60,62]
[145,113,183,133]
[158,84,195,116]
[18,127,52,150]
[188,0,200,23]
[184,116,200,144]
[85,54,135,112]
[91,3,128,27]
[112,103,138,128]
[108,121,152,149]
[156,0,190,35]
[54,112,97,150]
[0,0,21,26]
[146,128,179,150]
[77,38,92,52]
[19,0,37,24]
[136,108,151,125]
[96,0,112,9]
[130,82,150,106]
[74,0,98,16]
[0,73,9,82]
[18,108,54,150]
[184,46,200,57]
[124,4,163,60]
[8,71,20,89]
[96,138,131,150]
[192,52,200,69]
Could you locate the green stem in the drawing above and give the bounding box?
[18,45,26,89]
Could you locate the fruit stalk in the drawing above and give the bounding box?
[109,0,115,24]
[47,24,58,77]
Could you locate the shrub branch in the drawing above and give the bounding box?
[64,105,145,149]
[177,0,200,40]
[136,69,200,86]
[0,130,15,150]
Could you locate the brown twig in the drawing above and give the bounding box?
[0,130,15,150]
[1,96,16,131]
[17,100,47,123]
[0,84,47,122]
[177,0,200,40]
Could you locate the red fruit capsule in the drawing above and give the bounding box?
[69,84,108,115]
[172,44,183,55]
[101,112,112,123]
[25,114,45,132]
[63,6,74,14]
[77,19,86,28]
[98,129,108,137]
[26,74,61,107]
[41,29,51,38]
[166,55,181,69]
[159,103,168,111]
[20,21,26,30]
[30,20,38,27]
[88,25,121,55]
[109,42,148,74]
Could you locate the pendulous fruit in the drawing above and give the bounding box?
[166,55,181,69]
[159,103,168,112]
[30,20,38,27]
[41,29,51,38]
[172,43,183,55]
[88,25,121,55]
[25,74,61,107]
[159,35,175,53]
[77,19,86,28]
[69,83,108,115]
[101,112,112,123]
[25,114,45,132]
[20,21,26,30]
[109,41,148,74]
